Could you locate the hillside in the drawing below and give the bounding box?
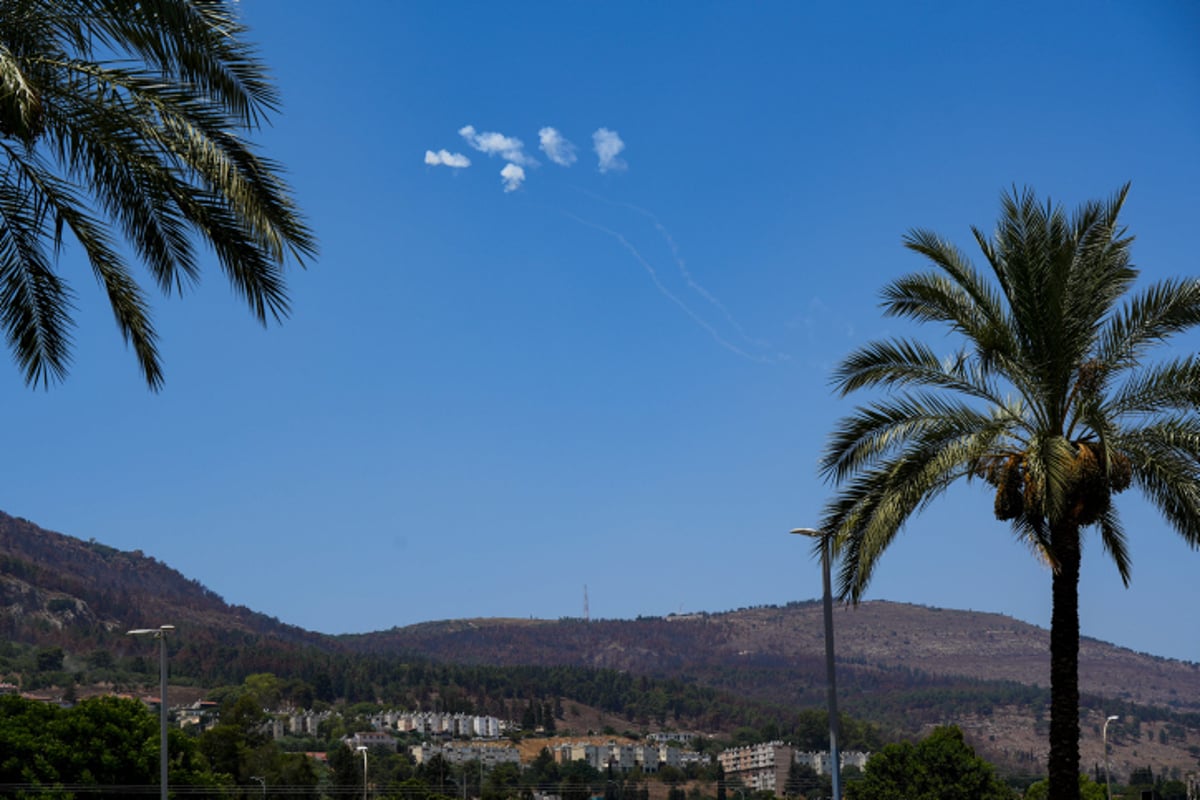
[342,604,1200,716]
[2,509,1198,780]
[0,510,337,661]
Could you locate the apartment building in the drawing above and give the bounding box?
[411,742,520,767]
[717,741,793,793]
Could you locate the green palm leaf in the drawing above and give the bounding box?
[0,0,315,389]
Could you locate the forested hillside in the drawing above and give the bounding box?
[3,509,1199,779]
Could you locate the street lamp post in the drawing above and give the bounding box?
[791,528,841,800]
[127,624,175,800]
[357,745,369,800]
[251,775,266,797]
[1103,714,1119,800]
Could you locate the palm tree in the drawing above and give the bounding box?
[819,184,1200,800]
[0,0,315,389]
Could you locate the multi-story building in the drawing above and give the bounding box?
[793,750,870,775]
[677,748,710,769]
[387,711,504,739]
[411,743,520,767]
[556,743,606,771]
[345,731,397,752]
[635,745,659,773]
[646,732,699,747]
[554,743,673,775]
[717,741,793,793]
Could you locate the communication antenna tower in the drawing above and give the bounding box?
[584,584,590,622]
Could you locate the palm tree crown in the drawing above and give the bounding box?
[819,184,1200,800]
[0,0,315,389]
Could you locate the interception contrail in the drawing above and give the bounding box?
[563,211,776,364]
[575,189,776,354]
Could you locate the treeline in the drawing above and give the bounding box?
[2,633,820,735]
[0,694,241,797]
[0,691,718,800]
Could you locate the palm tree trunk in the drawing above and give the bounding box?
[1048,521,1082,800]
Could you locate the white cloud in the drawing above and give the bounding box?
[593,128,627,173]
[459,125,536,166]
[500,163,526,192]
[424,149,471,168]
[538,127,577,166]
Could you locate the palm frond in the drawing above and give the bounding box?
[1097,278,1200,372]
[824,423,1007,601]
[899,229,1012,340]
[1106,357,1200,417]
[0,45,44,145]
[66,0,279,125]
[832,337,1002,400]
[1122,424,1200,547]
[0,0,314,388]
[1061,183,1134,348]
[0,166,73,387]
[820,391,1019,484]
[3,140,162,386]
[1008,513,1055,571]
[1096,507,1131,587]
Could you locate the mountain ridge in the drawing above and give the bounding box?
[5,508,1200,778]
[4,507,1198,713]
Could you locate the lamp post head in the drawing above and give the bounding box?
[789,527,825,538]
[127,624,174,638]
[1106,715,1119,722]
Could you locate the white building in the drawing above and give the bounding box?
[345,731,397,752]
[657,746,682,769]
[718,741,792,793]
[793,749,870,775]
[646,732,699,746]
[412,743,520,767]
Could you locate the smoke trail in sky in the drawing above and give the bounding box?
[563,211,774,364]
[624,203,774,352]
[567,189,787,362]
[424,124,785,362]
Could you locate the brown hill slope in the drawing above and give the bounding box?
[344,605,1200,715]
[5,506,1198,718]
[6,506,1198,714]
[0,509,331,651]
[4,508,1199,779]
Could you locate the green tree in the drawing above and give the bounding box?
[0,0,315,389]
[328,743,364,793]
[845,726,1011,800]
[420,753,453,796]
[35,646,64,672]
[528,747,559,785]
[1024,774,1105,800]
[86,649,115,670]
[784,761,821,798]
[1159,779,1189,800]
[820,185,1200,800]
[483,761,522,800]
[0,694,226,797]
[239,673,287,710]
[197,693,274,783]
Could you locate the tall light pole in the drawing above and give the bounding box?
[127,624,175,800]
[791,528,841,800]
[1103,714,1119,800]
[251,775,266,797]
[357,745,369,800]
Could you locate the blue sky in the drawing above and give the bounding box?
[6,2,1200,662]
